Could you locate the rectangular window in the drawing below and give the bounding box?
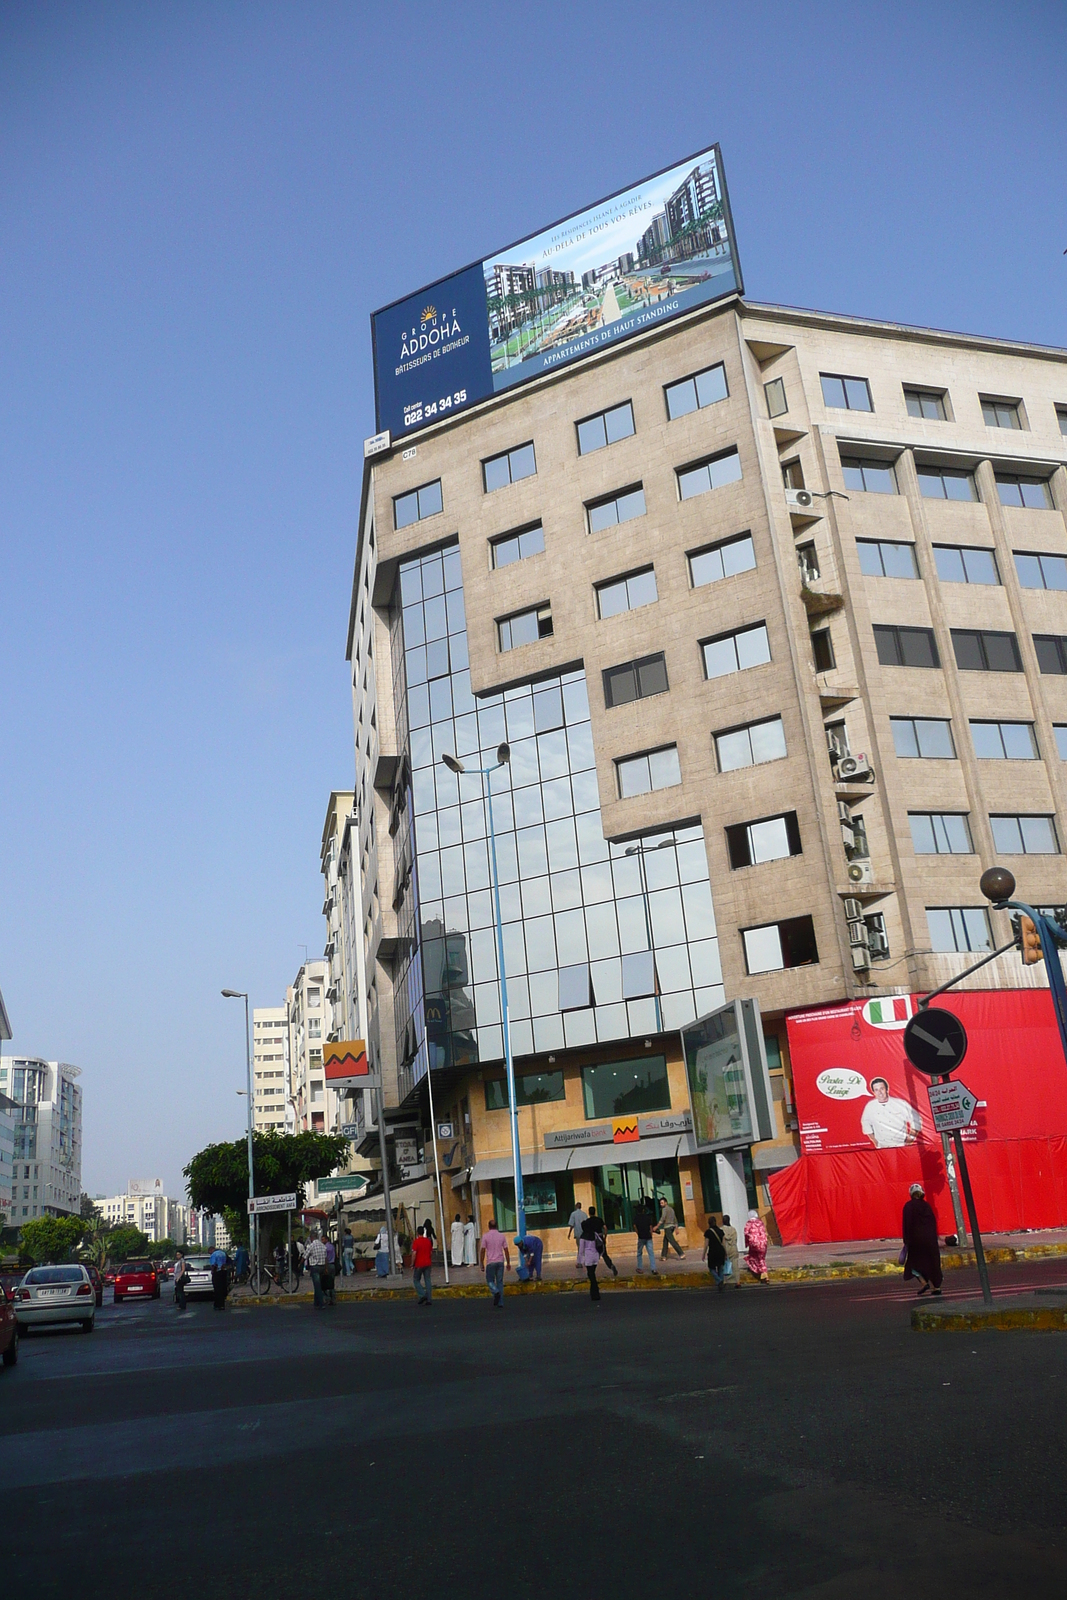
[909,813,973,854]
[905,387,948,420]
[677,448,743,501]
[951,629,1022,672]
[933,545,999,584]
[764,377,787,418]
[492,1172,575,1231]
[969,720,1038,759]
[743,915,819,974]
[981,396,1022,430]
[587,485,646,533]
[990,815,1059,855]
[890,718,956,758]
[996,474,1053,509]
[918,466,976,501]
[782,458,805,490]
[726,811,802,869]
[821,373,873,411]
[497,603,553,652]
[1035,635,1067,675]
[393,479,443,530]
[576,401,635,455]
[582,1055,670,1119]
[1054,725,1067,760]
[615,745,681,798]
[841,457,896,494]
[811,627,835,672]
[797,542,820,584]
[603,652,669,708]
[664,362,728,420]
[558,964,594,1011]
[688,532,756,587]
[1014,551,1067,590]
[490,522,545,569]
[1057,406,1067,437]
[874,625,940,668]
[856,539,918,579]
[482,442,536,492]
[702,622,771,680]
[927,906,991,953]
[715,715,787,773]
[596,566,658,618]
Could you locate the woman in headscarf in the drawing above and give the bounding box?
[901,1182,943,1296]
[743,1210,770,1283]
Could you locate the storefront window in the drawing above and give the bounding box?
[594,1158,681,1232]
[582,1055,670,1120]
[484,1069,566,1111]
[698,1150,759,1214]
[492,1172,575,1231]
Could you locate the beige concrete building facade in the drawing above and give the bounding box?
[344,291,1067,1247]
[252,1005,289,1132]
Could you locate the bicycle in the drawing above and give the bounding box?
[249,1257,299,1295]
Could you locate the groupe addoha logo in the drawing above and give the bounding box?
[399,303,463,361]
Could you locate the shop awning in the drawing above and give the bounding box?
[470,1132,698,1182]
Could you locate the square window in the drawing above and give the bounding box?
[981,397,1022,430]
[558,963,594,1011]
[621,950,657,1000]
[821,373,873,411]
[905,388,948,420]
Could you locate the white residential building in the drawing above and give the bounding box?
[288,959,332,1133]
[0,1057,82,1222]
[253,1005,289,1131]
[0,1092,15,1222]
[100,1187,187,1244]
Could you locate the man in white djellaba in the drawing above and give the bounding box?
[860,1076,921,1148]
[450,1212,465,1267]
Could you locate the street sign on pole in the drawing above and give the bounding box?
[926,1079,978,1133]
[903,1007,968,1076]
[341,1123,360,1139]
[247,1193,298,1215]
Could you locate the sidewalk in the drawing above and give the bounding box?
[229,1226,1067,1303]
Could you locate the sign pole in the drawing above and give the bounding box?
[287,1209,292,1291]
[948,1116,992,1308]
[940,1133,968,1244]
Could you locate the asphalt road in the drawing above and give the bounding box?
[4,1260,1067,1599]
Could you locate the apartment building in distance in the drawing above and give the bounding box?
[252,1005,289,1131]
[0,1057,82,1221]
[287,960,332,1132]
[345,285,1067,1250]
[100,1184,187,1245]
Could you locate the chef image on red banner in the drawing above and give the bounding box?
[859,1075,921,1148]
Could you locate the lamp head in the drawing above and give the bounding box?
[221,989,244,999]
[441,753,465,775]
[497,742,511,766]
[980,866,1016,905]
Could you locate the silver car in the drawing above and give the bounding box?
[14,1265,95,1333]
[181,1255,216,1299]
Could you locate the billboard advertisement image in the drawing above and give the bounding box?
[372,143,741,439]
[770,990,1067,1244]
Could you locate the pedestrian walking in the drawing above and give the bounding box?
[412,1226,434,1306]
[290,1237,303,1289]
[342,1228,355,1277]
[514,1234,544,1281]
[578,1214,602,1301]
[323,1236,337,1304]
[702,1219,727,1291]
[567,1201,588,1269]
[633,1198,658,1274]
[588,1208,618,1277]
[209,1245,229,1311]
[462,1215,477,1266]
[901,1182,943,1296]
[423,1217,437,1250]
[305,1233,329,1308]
[374,1222,391,1277]
[743,1210,770,1283]
[720,1214,740,1287]
[173,1250,188,1310]
[479,1218,511,1307]
[234,1242,249,1284]
[655,1197,685,1260]
[451,1213,465,1267]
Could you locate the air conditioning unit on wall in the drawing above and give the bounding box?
[848,859,875,887]
[837,755,874,782]
[851,944,871,971]
[786,488,816,512]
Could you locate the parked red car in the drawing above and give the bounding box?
[113,1261,159,1303]
[0,1286,17,1369]
[82,1265,104,1308]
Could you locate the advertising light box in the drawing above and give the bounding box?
[681,997,775,1152]
[372,143,741,439]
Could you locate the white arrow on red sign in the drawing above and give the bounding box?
[926,1079,978,1133]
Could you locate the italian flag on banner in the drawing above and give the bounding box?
[865,996,910,1025]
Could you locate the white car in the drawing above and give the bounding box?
[180,1255,217,1299]
[14,1265,95,1333]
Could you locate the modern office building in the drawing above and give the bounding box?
[0,1057,82,1221]
[345,287,1067,1250]
[252,1005,289,1131]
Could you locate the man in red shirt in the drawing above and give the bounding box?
[412,1223,434,1306]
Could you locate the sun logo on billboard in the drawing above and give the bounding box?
[421,305,436,323]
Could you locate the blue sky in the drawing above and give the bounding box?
[2,1,1064,1201]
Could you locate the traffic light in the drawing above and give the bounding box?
[1019,914,1044,965]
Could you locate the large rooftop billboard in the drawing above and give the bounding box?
[371,143,741,440]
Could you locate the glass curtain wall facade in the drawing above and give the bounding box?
[389,542,724,1105]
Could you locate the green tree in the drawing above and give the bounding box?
[184,1130,348,1247]
[19,1214,87,1264]
[79,1192,100,1220]
[104,1224,152,1264]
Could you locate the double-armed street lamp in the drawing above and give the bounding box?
[221,989,255,1267]
[440,742,526,1237]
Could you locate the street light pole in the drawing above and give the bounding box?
[442,744,525,1238]
[222,990,255,1272]
[625,840,671,1033]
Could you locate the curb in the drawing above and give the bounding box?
[913,1303,1067,1332]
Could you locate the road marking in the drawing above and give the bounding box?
[658,1385,737,1401]
[849,1278,1064,1303]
